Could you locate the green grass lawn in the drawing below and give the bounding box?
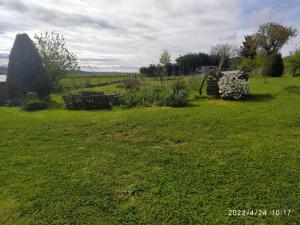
[0,76,299,224]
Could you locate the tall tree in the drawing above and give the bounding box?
[160,50,171,66]
[239,35,258,59]
[7,33,51,100]
[159,50,171,82]
[239,35,259,72]
[270,53,284,77]
[176,53,211,74]
[255,23,297,55]
[34,31,79,90]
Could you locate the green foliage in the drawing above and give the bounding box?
[140,64,160,77]
[22,92,48,111]
[176,52,213,74]
[7,33,51,100]
[120,85,170,108]
[239,57,257,72]
[34,31,80,90]
[22,99,48,111]
[255,23,297,55]
[239,35,258,59]
[166,78,188,107]
[263,53,284,77]
[159,50,171,66]
[119,89,143,108]
[285,49,300,76]
[24,92,39,101]
[159,50,171,82]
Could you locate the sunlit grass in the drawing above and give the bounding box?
[0,75,299,224]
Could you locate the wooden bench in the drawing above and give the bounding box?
[63,92,120,110]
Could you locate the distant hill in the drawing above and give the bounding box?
[76,70,138,75]
[0,66,7,75]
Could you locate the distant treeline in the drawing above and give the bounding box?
[140,52,238,76]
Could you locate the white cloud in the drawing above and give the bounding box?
[250,6,280,26]
[0,0,299,71]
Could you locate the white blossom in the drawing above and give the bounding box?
[218,74,249,100]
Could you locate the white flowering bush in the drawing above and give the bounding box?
[218,74,249,100]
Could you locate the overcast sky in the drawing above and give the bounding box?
[0,0,299,72]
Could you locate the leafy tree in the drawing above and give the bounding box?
[238,35,259,72]
[7,33,51,100]
[140,64,180,77]
[255,23,297,55]
[159,50,171,82]
[239,35,258,59]
[285,49,300,76]
[34,31,79,90]
[176,53,211,74]
[140,64,158,77]
[160,50,171,66]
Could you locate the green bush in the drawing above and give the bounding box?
[7,33,51,99]
[119,89,143,108]
[166,89,188,107]
[119,79,189,108]
[120,86,170,108]
[22,92,48,111]
[263,53,284,77]
[22,99,48,111]
[166,78,188,107]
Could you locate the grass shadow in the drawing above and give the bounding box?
[243,93,275,102]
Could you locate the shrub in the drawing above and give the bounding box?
[218,74,249,100]
[270,53,284,77]
[262,53,284,77]
[120,85,170,108]
[25,92,39,101]
[22,99,48,111]
[7,33,51,99]
[119,89,143,108]
[166,78,188,107]
[22,92,48,111]
[166,89,188,107]
[119,79,189,108]
[285,49,300,76]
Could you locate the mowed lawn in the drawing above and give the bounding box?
[0,77,299,225]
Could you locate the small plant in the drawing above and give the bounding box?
[218,74,249,100]
[22,92,48,111]
[166,78,188,107]
[119,85,170,108]
[119,89,143,108]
